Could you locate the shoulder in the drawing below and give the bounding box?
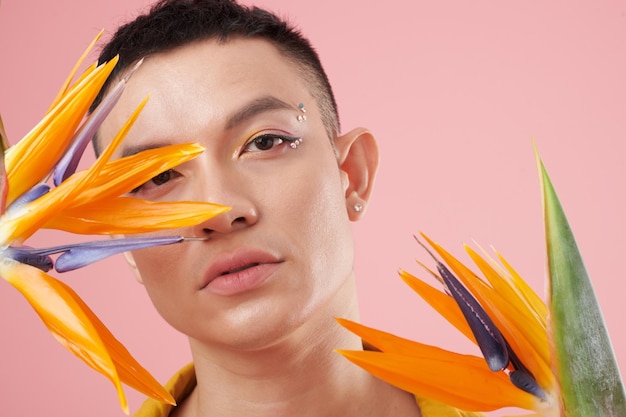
[416,397,486,417]
[132,363,485,417]
[133,363,196,417]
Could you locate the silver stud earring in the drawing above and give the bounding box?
[354,203,363,212]
[297,102,307,122]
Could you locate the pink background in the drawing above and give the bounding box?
[1,1,625,415]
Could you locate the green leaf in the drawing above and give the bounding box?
[538,153,626,416]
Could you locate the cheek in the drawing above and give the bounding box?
[129,244,193,322]
[281,156,354,279]
[311,177,354,274]
[133,245,178,282]
[270,153,348,230]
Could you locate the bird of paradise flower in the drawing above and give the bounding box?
[338,155,626,417]
[0,33,228,414]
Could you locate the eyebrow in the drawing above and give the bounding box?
[224,95,295,130]
[120,142,171,158]
[118,96,295,158]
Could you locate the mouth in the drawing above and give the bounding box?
[200,249,283,295]
[219,263,259,276]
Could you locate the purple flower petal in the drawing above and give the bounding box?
[5,236,187,273]
[509,369,548,400]
[4,246,54,272]
[416,237,509,372]
[6,183,50,213]
[436,259,509,371]
[54,236,185,272]
[53,77,127,186]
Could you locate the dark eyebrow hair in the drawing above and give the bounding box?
[224,96,294,130]
[119,142,170,158]
[117,96,295,158]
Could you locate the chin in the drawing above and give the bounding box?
[201,296,321,352]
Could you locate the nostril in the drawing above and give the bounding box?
[199,216,250,236]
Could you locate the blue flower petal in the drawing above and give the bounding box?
[54,236,185,272]
[5,236,187,273]
[435,259,509,371]
[53,77,127,186]
[4,246,54,272]
[6,183,50,213]
[509,369,548,400]
[417,238,509,372]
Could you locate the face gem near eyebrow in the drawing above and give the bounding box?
[224,96,296,130]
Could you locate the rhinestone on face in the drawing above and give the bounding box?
[297,103,307,121]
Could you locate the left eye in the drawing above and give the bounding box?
[243,133,298,152]
[129,169,181,194]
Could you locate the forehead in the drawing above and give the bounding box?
[98,37,314,151]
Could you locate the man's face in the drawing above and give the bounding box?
[99,38,357,349]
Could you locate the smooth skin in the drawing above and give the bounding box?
[99,37,421,417]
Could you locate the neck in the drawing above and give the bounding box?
[181,277,421,417]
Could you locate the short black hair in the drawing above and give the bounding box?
[91,0,339,144]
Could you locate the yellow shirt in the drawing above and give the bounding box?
[133,363,484,417]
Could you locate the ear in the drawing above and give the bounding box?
[122,250,144,284]
[334,127,379,221]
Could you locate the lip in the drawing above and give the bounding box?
[200,248,283,296]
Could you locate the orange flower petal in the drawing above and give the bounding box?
[1,260,175,413]
[468,245,547,331]
[464,246,551,370]
[47,30,104,112]
[337,319,542,411]
[338,349,538,411]
[420,235,554,392]
[66,142,205,207]
[399,269,476,344]
[495,251,548,328]
[44,197,229,234]
[4,57,118,205]
[0,99,149,242]
[47,96,148,208]
[336,320,537,410]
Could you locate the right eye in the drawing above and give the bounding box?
[130,169,180,194]
[242,133,299,153]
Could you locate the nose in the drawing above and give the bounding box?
[190,169,259,237]
[193,201,258,237]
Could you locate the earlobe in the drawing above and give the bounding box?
[335,127,379,221]
[123,251,144,284]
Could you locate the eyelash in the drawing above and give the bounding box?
[129,169,180,194]
[129,133,300,194]
[243,133,301,153]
